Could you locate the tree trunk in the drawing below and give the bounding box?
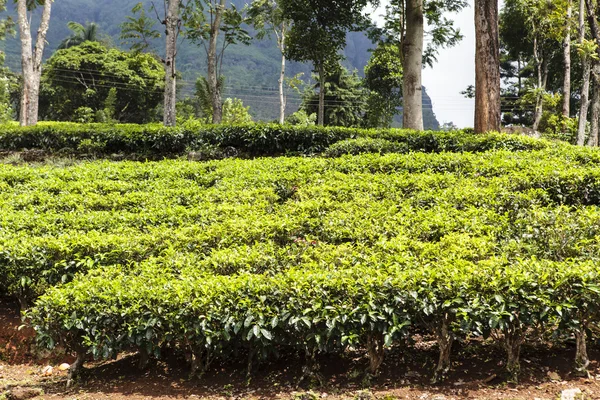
[366,333,385,375]
[163,0,179,127]
[588,63,600,146]
[278,30,286,125]
[402,0,424,131]
[474,0,501,133]
[432,316,453,383]
[209,0,226,124]
[17,0,52,127]
[578,57,592,145]
[562,0,572,118]
[503,325,524,382]
[574,322,590,375]
[318,62,325,126]
[578,0,591,145]
[532,40,548,132]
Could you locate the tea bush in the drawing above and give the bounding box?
[2,129,599,382]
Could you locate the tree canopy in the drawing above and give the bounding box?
[40,41,165,123]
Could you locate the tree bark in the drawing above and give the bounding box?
[574,322,590,375]
[532,36,549,132]
[208,0,226,124]
[366,333,385,375]
[588,63,600,146]
[318,62,325,126]
[578,0,591,145]
[504,326,524,382]
[278,27,286,125]
[402,0,424,131]
[432,316,453,383]
[163,0,179,127]
[562,0,572,118]
[17,0,53,127]
[474,0,501,133]
[578,57,592,145]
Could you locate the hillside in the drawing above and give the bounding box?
[0,0,439,128]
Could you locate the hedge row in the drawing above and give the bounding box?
[0,122,549,159]
[1,139,596,382]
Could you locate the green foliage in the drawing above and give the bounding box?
[222,98,253,124]
[302,65,367,127]
[194,76,225,122]
[119,2,161,54]
[282,0,372,67]
[39,42,164,123]
[378,0,467,68]
[0,67,16,123]
[285,109,316,126]
[323,138,408,157]
[73,107,94,123]
[57,22,102,50]
[364,42,403,128]
[11,133,600,382]
[247,0,288,46]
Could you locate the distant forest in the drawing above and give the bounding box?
[0,0,439,128]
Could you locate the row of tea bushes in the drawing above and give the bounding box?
[29,256,600,383]
[0,122,549,159]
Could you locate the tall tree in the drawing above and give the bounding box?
[282,0,372,126]
[248,0,290,124]
[562,0,572,118]
[185,0,250,124]
[162,0,181,127]
[499,0,574,133]
[474,0,501,133]
[379,0,465,131]
[16,0,53,126]
[403,0,424,130]
[584,0,600,146]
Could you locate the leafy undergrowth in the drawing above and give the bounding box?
[1,129,600,385]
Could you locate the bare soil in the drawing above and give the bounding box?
[2,298,600,400]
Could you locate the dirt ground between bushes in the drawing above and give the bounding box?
[2,298,600,400]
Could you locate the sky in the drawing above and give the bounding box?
[369,0,496,128]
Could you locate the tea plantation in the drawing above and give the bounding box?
[2,124,600,383]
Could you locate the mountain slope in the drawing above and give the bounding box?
[0,0,439,128]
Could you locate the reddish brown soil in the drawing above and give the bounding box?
[2,298,600,399]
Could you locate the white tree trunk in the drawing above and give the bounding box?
[278,31,286,125]
[562,0,572,118]
[318,63,325,126]
[532,37,548,133]
[17,0,52,127]
[588,63,600,146]
[209,0,225,124]
[474,0,501,133]
[402,0,424,131]
[163,0,179,127]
